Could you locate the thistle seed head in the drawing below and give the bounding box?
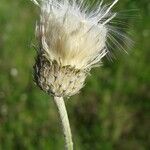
[31,0,120,97]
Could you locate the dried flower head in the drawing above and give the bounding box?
[32,0,120,97]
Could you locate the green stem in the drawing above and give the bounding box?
[54,96,73,150]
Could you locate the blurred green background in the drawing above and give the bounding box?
[0,0,149,150]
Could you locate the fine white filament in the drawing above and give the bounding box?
[31,0,119,70]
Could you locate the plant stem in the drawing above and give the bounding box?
[54,96,73,150]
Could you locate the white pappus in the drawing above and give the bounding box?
[31,0,122,70]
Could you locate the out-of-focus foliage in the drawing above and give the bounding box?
[0,0,149,150]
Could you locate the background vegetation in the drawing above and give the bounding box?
[0,0,149,149]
